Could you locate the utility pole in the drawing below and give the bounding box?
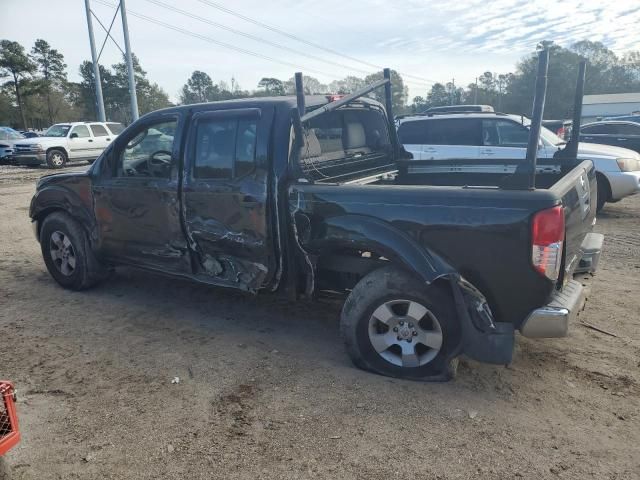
[474,77,478,104]
[120,0,139,121]
[450,78,455,105]
[84,0,106,122]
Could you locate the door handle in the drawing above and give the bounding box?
[480,149,495,155]
[88,139,93,142]
[106,138,111,141]
[616,138,627,141]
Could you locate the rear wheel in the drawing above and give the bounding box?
[46,149,66,169]
[40,212,109,290]
[341,266,460,381]
[596,174,609,213]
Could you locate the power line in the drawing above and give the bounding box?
[194,0,437,86]
[142,0,380,79]
[93,0,338,79]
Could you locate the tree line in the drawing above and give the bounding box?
[2,38,639,130]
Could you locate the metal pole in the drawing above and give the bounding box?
[383,68,402,157]
[295,72,305,118]
[566,60,587,159]
[525,43,551,190]
[120,0,139,121]
[84,0,106,122]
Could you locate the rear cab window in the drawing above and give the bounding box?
[299,105,394,182]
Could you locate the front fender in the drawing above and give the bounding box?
[308,214,456,284]
[30,185,96,242]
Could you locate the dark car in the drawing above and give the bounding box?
[580,121,640,153]
[29,62,601,382]
[19,131,40,138]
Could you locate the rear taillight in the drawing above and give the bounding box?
[557,127,565,139]
[531,206,565,280]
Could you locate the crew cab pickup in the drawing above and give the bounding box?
[29,61,603,381]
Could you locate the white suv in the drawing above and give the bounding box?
[11,121,124,169]
[397,111,640,211]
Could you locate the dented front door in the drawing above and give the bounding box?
[181,107,274,291]
[93,112,191,273]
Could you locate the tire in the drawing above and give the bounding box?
[0,456,10,480]
[341,266,460,381]
[46,149,66,169]
[40,212,109,290]
[596,174,609,213]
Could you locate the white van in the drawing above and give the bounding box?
[397,111,640,211]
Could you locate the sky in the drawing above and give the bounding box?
[3,0,640,102]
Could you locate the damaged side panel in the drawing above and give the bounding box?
[180,106,277,293]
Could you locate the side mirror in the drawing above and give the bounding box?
[70,132,78,139]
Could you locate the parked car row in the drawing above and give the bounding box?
[1,121,124,168]
[395,109,640,212]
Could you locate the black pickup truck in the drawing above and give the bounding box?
[29,50,603,381]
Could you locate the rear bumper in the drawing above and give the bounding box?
[606,170,640,201]
[520,279,585,338]
[575,232,604,274]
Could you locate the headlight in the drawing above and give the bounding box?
[34,144,45,152]
[616,158,640,172]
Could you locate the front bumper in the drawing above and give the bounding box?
[12,152,46,165]
[606,170,640,201]
[520,279,585,338]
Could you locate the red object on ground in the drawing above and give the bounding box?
[0,381,20,456]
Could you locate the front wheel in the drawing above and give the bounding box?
[341,266,460,381]
[40,212,109,290]
[46,149,66,169]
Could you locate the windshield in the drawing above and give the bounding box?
[44,125,71,138]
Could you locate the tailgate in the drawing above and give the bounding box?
[550,160,597,280]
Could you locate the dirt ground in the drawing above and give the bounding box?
[0,164,638,480]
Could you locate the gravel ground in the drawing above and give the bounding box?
[0,164,638,480]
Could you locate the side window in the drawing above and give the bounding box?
[116,120,177,178]
[107,123,125,135]
[581,124,611,135]
[398,120,429,144]
[89,124,109,137]
[71,125,91,138]
[426,119,481,146]
[0,131,7,141]
[615,124,640,136]
[193,117,257,179]
[483,120,529,147]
